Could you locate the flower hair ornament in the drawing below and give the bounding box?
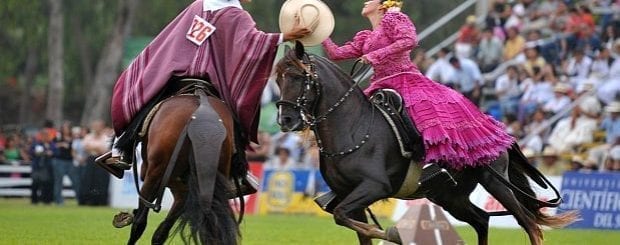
[381,0,403,12]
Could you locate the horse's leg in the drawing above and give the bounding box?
[151,180,188,245]
[479,157,542,245]
[430,192,489,245]
[350,209,372,245]
[332,182,397,244]
[127,172,162,245]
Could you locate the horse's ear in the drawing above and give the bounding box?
[294,41,305,60]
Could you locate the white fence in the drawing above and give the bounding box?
[0,165,76,197]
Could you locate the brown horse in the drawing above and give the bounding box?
[275,42,578,245]
[114,79,241,245]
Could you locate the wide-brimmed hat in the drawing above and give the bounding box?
[605,101,620,113]
[542,147,558,157]
[279,0,335,46]
[553,83,571,94]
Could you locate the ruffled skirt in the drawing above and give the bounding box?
[365,73,514,169]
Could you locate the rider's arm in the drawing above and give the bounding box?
[321,30,372,61]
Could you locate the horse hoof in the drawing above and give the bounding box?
[386,226,402,244]
[112,211,134,228]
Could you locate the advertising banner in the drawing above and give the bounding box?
[258,169,397,218]
[560,171,620,230]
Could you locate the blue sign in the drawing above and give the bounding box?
[560,171,620,230]
[261,169,330,193]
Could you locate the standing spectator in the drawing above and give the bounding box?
[447,57,484,105]
[426,47,454,85]
[81,120,112,206]
[600,24,619,50]
[603,145,620,172]
[30,129,55,205]
[455,15,480,58]
[71,126,87,203]
[51,121,79,205]
[2,135,29,165]
[494,65,521,116]
[477,28,504,72]
[585,102,620,167]
[264,147,297,171]
[503,26,526,61]
[272,132,303,162]
[517,68,555,123]
[542,83,572,115]
[576,26,601,56]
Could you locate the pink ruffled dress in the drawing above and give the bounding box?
[322,11,514,169]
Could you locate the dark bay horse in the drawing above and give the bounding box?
[113,79,241,244]
[274,42,577,245]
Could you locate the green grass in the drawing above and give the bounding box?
[0,199,617,244]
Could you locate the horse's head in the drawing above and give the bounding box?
[275,41,322,132]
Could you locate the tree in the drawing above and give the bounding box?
[80,0,140,125]
[47,0,64,125]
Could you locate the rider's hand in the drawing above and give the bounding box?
[283,15,312,42]
[360,55,370,64]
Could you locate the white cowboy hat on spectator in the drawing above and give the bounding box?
[279,0,335,46]
[605,101,620,113]
[553,83,571,94]
[542,147,558,157]
[522,148,536,158]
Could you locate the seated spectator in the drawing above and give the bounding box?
[576,25,601,56]
[517,71,554,123]
[455,15,480,58]
[547,103,599,153]
[264,147,297,171]
[413,49,434,74]
[426,47,454,84]
[477,28,503,72]
[562,49,593,88]
[503,26,526,61]
[597,49,620,104]
[585,102,620,168]
[272,132,303,162]
[538,147,566,176]
[542,82,572,115]
[494,65,521,116]
[447,57,483,105]
[589,47,614,81]
[602,145,620,172]
[521,47,546,78]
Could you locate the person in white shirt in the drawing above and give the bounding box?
[477,28,504,72]
[495,65,521,116]
[542,83,572,115]
[447,57,484,105]
[563,49,593,87]
[264,147,297,171]
[547,103,599,153]
[425,47,454,85]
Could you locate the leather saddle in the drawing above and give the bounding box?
[370,89,425,162]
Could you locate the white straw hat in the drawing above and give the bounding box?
[279,0,335,46]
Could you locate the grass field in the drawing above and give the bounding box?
[0,199,617,244]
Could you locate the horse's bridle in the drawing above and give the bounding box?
[275,54,323,127]
[276,54,374,158]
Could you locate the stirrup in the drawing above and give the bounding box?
[95,152,130,179]
[227,173,260,199]
[314,191,338,212]
[417,163,457,187]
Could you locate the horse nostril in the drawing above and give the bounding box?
[282,116,292,124]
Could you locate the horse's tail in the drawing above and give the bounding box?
[176,166,239,244]
[507,144,579,229]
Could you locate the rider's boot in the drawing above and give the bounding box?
[417,163,457,187]
[227,172,260,199]
[95,151,132,179]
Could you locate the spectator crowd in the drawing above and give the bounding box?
[2,0,620,207]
